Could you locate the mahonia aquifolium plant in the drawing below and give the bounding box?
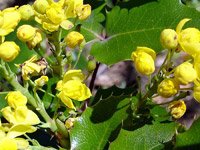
[0,0,200,149]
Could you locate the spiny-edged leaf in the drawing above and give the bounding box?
[80,4,105,42]
[176,117,200,148]
[109,122,176,150]
[90,0,200,65]
[70,96,131,150]
[150,105,170,122]
[91,85,137,105]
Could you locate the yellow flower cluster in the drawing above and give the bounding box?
[0,91,40,149]
[33,0,91,32]
[56,69,91,109]
[160,18,200,103]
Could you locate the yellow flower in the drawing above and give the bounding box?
[17,25,36,42]
[174,62,197,85]
[157,78,179,98]
[64,0,83,18]
[0,137,17,150]
[27,30,42,49]
[160,29,178,49]
[19,55,46,80]
[1,106,40,125]
[76,4,91,20]
[34,76,49,87]
[0,7,21,37]
[0,41,20,62]
[168,100,186,119]
[18,4,34,20]
[65,118,77,129]
[33,0,50,14]
[56,69,91,109]
[64,31,84,48]
[131,47,156,75]
[6,91,27,109]
[176,18,200,56]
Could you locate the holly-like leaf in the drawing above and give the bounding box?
[176,118,200,148]
[90,0,200,65]
[109,122,176,150]
[80,4,105,42]
[70,96,132,150]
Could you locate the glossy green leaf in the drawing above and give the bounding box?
[90,0,200,65]
[70,96,132,150]
[80,4,105,42]
[109,122,176,150]
[176,118,200,148]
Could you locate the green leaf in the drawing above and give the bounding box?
[70,96,132,150]
[150,105,170,122]
[110,122,176,150]
[176,118,200,148]
[90,0,200,65]
[80,4,105,42]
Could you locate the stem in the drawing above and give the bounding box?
[0,62,57,132]
[73,48,83,69]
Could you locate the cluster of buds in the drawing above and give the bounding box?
[33,0,91,32]
[130,18,200,119]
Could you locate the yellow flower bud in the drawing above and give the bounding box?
[18,4,34,20]
[168,100,186,119]
[64,31,84,48]
[6,91,27,109]
[0,7,21,36]
[17,25,36,42]
[193,86,200,103]
[65,118,76,129]
[27,31,42,49]
[157,78,179,98]
[160,29,178,49]
[63,69,85,83]
[0,41,20,62]
[64,0,83,18]
[174,62,197,85]
[33,0,49,14]
[76,4,91,20]
[131,49,155,76]
[34,76,48,87]
[46,4,65,25]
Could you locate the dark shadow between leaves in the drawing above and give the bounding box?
[90,97,130,123]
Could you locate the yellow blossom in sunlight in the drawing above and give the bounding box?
[157,78,179,98]
[34,76,49,87]
[64,0,83,18]
[0,7,21,38]
[64,31,84,48]
[174,62,197,85]
[76,4,91,20]
[0,41,20,62]
[168,100,186,119]
[176,18,200,56]
[17,25,36,42]
[1,106,40,125]
[131,47,156,76]
[18,4,34,20]
[56,70,91,109]
[160,29,178,49]
[6,91,27,109]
